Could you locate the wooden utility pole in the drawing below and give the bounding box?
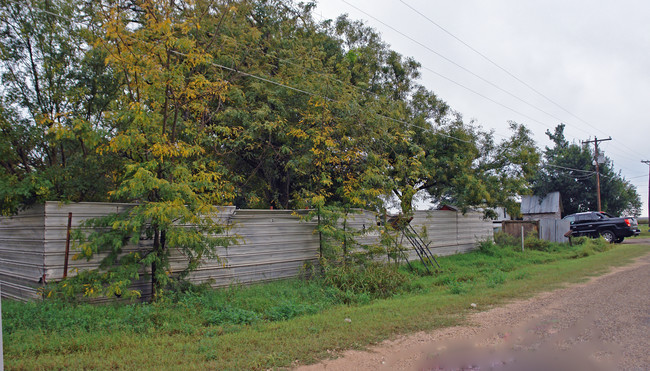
[582,136,611,212]
[642,160,650,231]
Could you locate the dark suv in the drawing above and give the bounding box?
[562,211,640,243]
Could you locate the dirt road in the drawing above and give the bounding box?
[298,244,650,371]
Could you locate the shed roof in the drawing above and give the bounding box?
[521,192,562,214]
[437,204,460,211]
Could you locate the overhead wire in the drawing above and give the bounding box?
[542,163,596,174]
[397,0,602,134]
[401,0,648,163]
[7,0,602,149]
[350,0,648,162]
[210,22,479,142]
[340,0,565,134]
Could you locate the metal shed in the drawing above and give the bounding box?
[521,192,563,221]
[520,192,569,242]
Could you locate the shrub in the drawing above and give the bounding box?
[202,307,260,325]
[494,231,519,247]
[590,237,612,252]
[524,235,551,251]
[571,236,589,245]
[447,280,469,295]
[322,262,409,302]
[264,302,318,321]
[478,239,497,255]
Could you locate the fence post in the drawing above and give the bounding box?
[521,226,524,252]
[317,209,322,259]
[63,212,72,278]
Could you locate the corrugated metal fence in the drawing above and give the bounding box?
[1,202,493,301]
[538,219,571,243]
[502,220,539,238]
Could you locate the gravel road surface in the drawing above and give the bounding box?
[298,242,650,371]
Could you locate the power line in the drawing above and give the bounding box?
[8,0,642,165]
[420,65,554,131]
[341,0,650,174]
[0,0,598,154]
[397,0,605,136]
[377,1,649,163]
[600,139,647,166]
[207,37,479,141]
[218,19,511,140]
[340,0,577,133]
[207,59,328,99]
[542,163,595,174]
[209,56,474,143]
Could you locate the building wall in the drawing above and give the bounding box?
[522,211,561,221]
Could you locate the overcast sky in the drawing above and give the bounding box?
[315,0,650,217]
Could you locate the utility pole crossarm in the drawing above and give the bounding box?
[581,136,612,212]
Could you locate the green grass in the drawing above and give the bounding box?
[2,239,648,370]
[635,221,650,237]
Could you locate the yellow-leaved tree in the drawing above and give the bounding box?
[66,0,236,300]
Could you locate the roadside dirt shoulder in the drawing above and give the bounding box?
[297,248,650,371]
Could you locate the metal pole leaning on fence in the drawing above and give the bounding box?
[521,226,524,252]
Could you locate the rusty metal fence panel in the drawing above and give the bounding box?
[502,220,539,238]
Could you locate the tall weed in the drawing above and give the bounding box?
[493,231,520,247]
[322,262,409,303]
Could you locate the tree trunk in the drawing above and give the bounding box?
[151,227,160,301]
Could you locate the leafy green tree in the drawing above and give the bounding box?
[0,0,119,214]
[474,122,541,217]
[533,124,640,216]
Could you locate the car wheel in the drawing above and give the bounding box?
[600,230,616,243]
[614,237,624,244]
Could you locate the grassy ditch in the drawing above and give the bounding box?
[637,221,649,237]
[2,237,648,370]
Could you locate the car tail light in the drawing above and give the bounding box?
[624,218,631,227]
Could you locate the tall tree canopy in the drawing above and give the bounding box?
[532,124,640,216]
